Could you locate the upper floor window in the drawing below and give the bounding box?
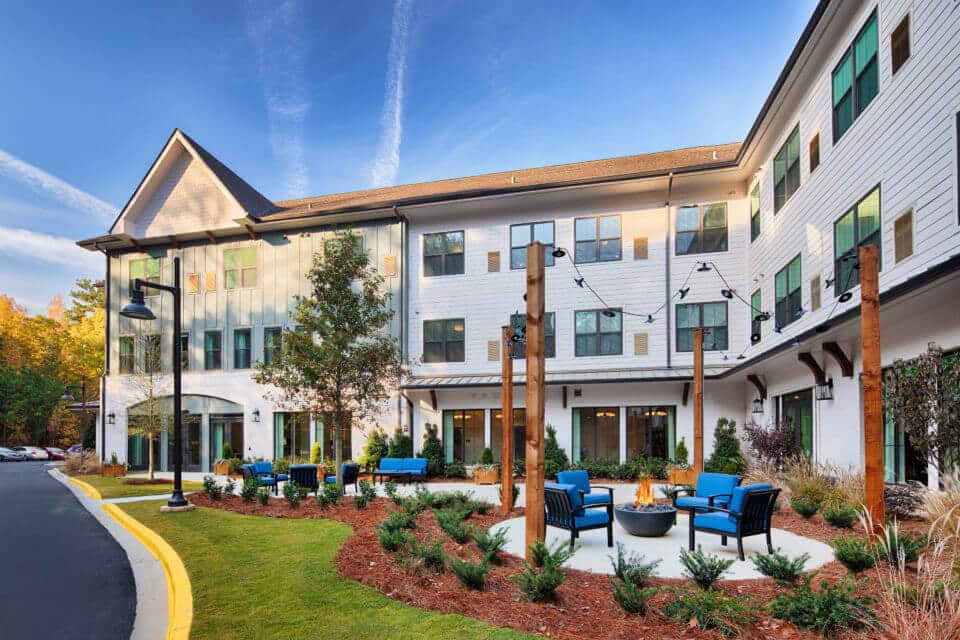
[510,222,555,269]
[510,312,556,358]
[145,334,161,374]
[834,186,881,295]
[574,309,622,356]
[676,203,728,255]
[204,330,222,370]
[574,215,621,263]
[224,247,256,289]
[750,185,760,242]
[423,231,464,276]
[119,336,134,374]
[676,302,728,352]
[263,327,283,365]
[774,126,800,212]
[891,14,910,75]
[775,255,802,328]
[832,10,878,142]
[129,257,160,295]
[423,318,465,362]
[180,334,189,371]
[750,290,762,344]
[234,329,251,369]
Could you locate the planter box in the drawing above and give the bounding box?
[474,466,499,485]
[213,461,231,476]
[102,463,126,478]
[668,467,697,486]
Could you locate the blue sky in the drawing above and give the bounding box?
[0,0,816,313]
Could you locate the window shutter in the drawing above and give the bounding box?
[809,134,820,173]
[633,333,649,355]
[895,210,913,262]
[633,237,648,260]
[186,273,200,294]
[487,251,500,272]
[810,275,821,311]
[205,272,217,292]
[487,340,500,361]
[383,255,397,277]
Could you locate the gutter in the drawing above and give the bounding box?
[664,173,674,368]
[102,251,111,461]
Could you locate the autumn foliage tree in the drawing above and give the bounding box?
[254,230,404,489]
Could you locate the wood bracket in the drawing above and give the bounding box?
[562,385,568,409]
[167,235,181,249]
[243,223,258,240]
[429,389,438,412]
[205,230,218,245]
[681,381,690,406]
[822,341,854,377]
[798,352,826,385]
[746,374,767,401]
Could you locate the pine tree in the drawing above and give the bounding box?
[704,417,746,475]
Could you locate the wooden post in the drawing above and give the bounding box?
[500,325,514,515]
[693,327,704,473]
[860,244,885,531]
[525,242,546,560]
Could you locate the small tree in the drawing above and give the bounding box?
[127,334,171,480]
[743,418,802,470]
[387,427,413,458]
[422,423,444,476]
[359,428,388,470]
[674,437,689,468]
[254,230,405,489]
[704,417,746,475]
[544,424,569,478]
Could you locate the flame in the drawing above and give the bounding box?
[633,478,654,508]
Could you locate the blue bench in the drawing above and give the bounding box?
[557,470,613,508]
[544,482,613,549]
[372,458,427,484]
[672,472,741,514]
[324,463,360,494]
[240,461,290,494]
[690,483,780,560]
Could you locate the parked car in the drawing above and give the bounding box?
[13,446,49,460]
[67,444,83,455]
[0,447,28,462]
[45,447,66,460]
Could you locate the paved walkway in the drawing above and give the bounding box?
[0,461,136,639]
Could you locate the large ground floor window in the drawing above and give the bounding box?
[442,409,484,464]
[490,408,525,463]
[778,389,813,459]
[626,406,675,460]
[210,414,243,461]
[572,407,619,462]
[274,412,310,462]
[316,412,353,462]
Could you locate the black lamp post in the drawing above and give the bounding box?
[120,256,187,509]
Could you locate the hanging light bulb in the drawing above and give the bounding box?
[697,262,712,272]
[601,309,617,318]
[824,276,835,288]
[678,286,690,299]
[774,325,783,334]
[838,291,853,303]
[795,307,806,318]
[574,277,585,288]
[721,289,734,299]
[755,311,771,322]
[736,353,746,360]
[645,314,655,323]
[552,247,566,258]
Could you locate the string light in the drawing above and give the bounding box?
[696,261,712,272]
[720,288,734,299]
[678,286,690,299]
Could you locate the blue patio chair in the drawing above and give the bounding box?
[557,470,613,508]
[544,482,613,549]
[324,463,360,494]
[689,483,780,560]
[240,463,279,494]
[288,464,319,495]
[671,472,741,514]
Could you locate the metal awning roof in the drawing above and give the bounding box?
[401,366,732,389]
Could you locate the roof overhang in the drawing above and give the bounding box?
[401,366,733,390]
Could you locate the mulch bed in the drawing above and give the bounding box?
[123,478,174,485]
[188,491,929,640]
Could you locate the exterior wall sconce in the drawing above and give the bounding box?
[107,412,116,425]
[252,409,261,423]
[751,398,764,414]
[815,379,834,401]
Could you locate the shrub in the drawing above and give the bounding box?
[221,443,234,460]
[680,546,734,590]
[876,521,927,565]
[544,424,569,478]
[401,537,446,574]
[421,423,444,477]
[768,575,876,637]
[513,457,526,478]
[743,418,802,470]
[703,417,747,475]
[359,479,377,503]
[751,550,810,586]
[353,494,367,510]
[223,477,236,495]
[791,496,821,519]
[611,577,659,615]
[472,527,509,563]
[449,556,489,590]
[359,428,388,470]
[273,457,290,475]
[511,539,574,602]
[823,504,859,529]
[400,496,424,515]
[784,456,832,505]
[321,482,341,506]
[886,481,925,519]
[283,480,303,508]
[377,524,411,552]
[479,447,494,465]
[833,535,877,573]
[382,509,417,532]
[384,481,400,505]
[227,457,245,475]
[257,486,271,505]
[435,508,475,543]
[387,428,413,458]
[674,437,689,467]
[240,478,258,502]
[202,475,223,500]
[443,461,467,478]
[609,543,660,585]
[498,482,520,509]
[310,441,321,464]
[662,588,751,637]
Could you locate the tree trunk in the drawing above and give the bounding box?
[148,437,154,481]
[334,406,344,493]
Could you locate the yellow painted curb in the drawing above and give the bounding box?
[103,503,193,640]
[68,476,102,501]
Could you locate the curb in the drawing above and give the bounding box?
[68,476,103,501]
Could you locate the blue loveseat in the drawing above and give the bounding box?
[557,470,613,508]
[372,458,427,484]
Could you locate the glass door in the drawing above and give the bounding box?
[626,406,675,460]
[572,407,619,462]
[491,409,526,463]
[442,410,484,464]
[210,414,244,461]
[781,389,813,458]
[274,412,310,462]
[168,413,203,472]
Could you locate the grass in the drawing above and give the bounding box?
[119,502,537,640]
[76,475,205,499]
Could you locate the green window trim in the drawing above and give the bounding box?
[263,327,283,365]
[574,309,622,357]
[509,312,556,358]
[574,215,621,263]
[442,409,484,464]
[510,222,556,269]
[676,203,728,255]
[572,407,620,462]
[224,247,257,290]
[750,290,762,344]
[129,257,160,296]
[676,302,728,352]
[204,331,222,370]
[179,334,189,371]
[773,126,800,213]
[423,318,465,363]
[832,10,878,142]
[775,255,803,329]
[119,336,135,374]
[233,329,251,369]
[423,231,465,277]
[750,184,761,242]
[834,186,881,296]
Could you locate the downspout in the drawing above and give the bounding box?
[664,173,674,369]
[394,206,411,436]
[102,250,111,462]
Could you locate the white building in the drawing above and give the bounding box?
[82,0,960,486]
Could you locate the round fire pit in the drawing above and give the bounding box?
[614,503,677,537]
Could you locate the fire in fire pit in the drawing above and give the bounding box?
[633,477,654,507]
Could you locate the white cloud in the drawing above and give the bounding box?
[245,0,311,198]
[370,0,414,188]
[0,224,101,271]
[0,148,116,222]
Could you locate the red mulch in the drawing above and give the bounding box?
[187,491,929,640]
[123,478,174,485]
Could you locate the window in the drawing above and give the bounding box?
[129,257,160,295]
[751,290,762,344]
[676,302,728,351]
[423,319,465,362]
[834,186,881,295]
[145,335,161,374]
[179,334,189,371]
[224,247,256,289]
[274,412,310,461]
[264,327,283,365]
[775,255,803,328]
[442,409,484,464]
[626,406,675,460]
[574,215,621,263]
[317,411,353,461]
[119,337,134,374]
[510,222,555,269]
[809,133,820,173]
[324,234,361,257]
[574,309,622,356]
[894,210,913,263]
[572,407,619,462]
[204,331,222,370]
[490,408,525,463]
[676,203,728,254]
[509,312,556,358]
[832,10,878,142]
[774,126,800,212]
[234,329,251,369]
[186,274,200,295]
[423,231,464,276]
[750,184,760,242]
[891,14,910,74]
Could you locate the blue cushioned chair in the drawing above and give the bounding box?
[689,483,780,560]
[289,464,319,495]
[672,472,741,515]
[557,470,613,508]
[324,463,360,494]
[240,463,280,494]
[544,482,613,549]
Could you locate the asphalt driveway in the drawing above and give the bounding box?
[0,460,135,639]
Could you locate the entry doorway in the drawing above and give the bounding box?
[210,414,244,461]
[779,389,813,459]
[626,406,676,460]
[167,413,203,472]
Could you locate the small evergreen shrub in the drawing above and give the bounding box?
[680,546,734,590]
[768,575,876,636]
[384,480,400,505]
[544,425,569,478]
[382,509,417,532]
[791,496,821,519]
[472,527,509,563]
[273,457,290,475]
[674,437,689,467]
[877,523,927,565]
[449,556,489,590]
[359,428,388,470]
[751,550,810,586]
[609,543,660,585]
[283,480,302,508]
[832,535,877,573]
[387,428,413,458]
[479,447,494,465]
[401,538,446,574]
[257,486,271,505]
[442,461,467,478]
[223,477,236,494]
[823,504,859,529]
[498,482,520,509]
[240,478,258,503]
[610,577,659,615]
[400,496,424,515]
[662,588,751,637]
[703,417,747,475]
[320,482,340,507]
[513,457,525,478]
[359,479,377,503]
[435,508,475,543]
[202,475,223,500]
[421,423,444,477]
[377,524,411,553]
[510,539,574,602]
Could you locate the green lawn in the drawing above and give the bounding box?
[77,475,205,499]
[119,502,538,640]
